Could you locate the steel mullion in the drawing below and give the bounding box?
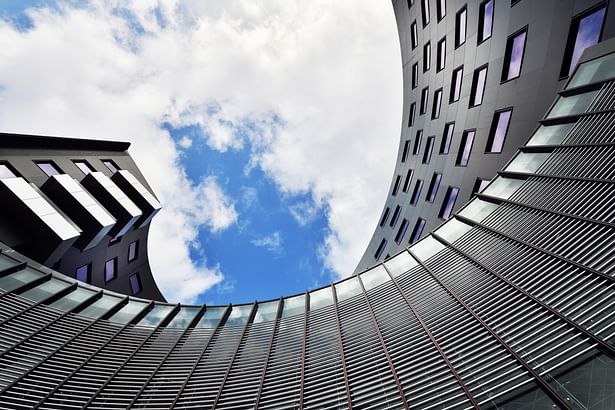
[299,292,309,410]
[356,276,411,410]
[432,231,615,357]
[210,302,258,408]
[331,284,354,410]
[254,297,283,409]
[380,263,480,408]
[407,248,573,409]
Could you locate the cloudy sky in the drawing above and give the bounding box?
[0,0,402,304]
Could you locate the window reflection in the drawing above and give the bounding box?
[482,176,525,200]
[282,294,306,318]
[505,152,550,173]
[196,306,227,328]
[137,304,175,327]
[360,266,389,290]
[309,286,333,310]
[385,251,418,277]
[568,52,615,88]
[253,300,280,323]
[166,307,200,328]
[335,277,362,302]
[527,123,575,146]
[547,90,598,118]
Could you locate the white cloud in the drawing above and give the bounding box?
[0,0,401,299]
[177,135,192,149]
[289,201,320,227]
[251,231,283,254]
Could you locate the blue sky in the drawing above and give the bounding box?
[0,0,401,304]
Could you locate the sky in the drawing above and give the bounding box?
[0,0,402,304]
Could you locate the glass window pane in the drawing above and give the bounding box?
[451,67,463,102]
[458,198,499,222]
[137,304,175,327]
[456,130,475,166]
[505,152,550,173]
[410,179,424,205]
[0,267,45,292]
[360,266,389,290]
[441,122,455,154]
[75,264,91,283]
[226,304,254,326]
[456,8,466,46]
[527,123,575,146]
[435,218,473,243]
[0,254,19,271]
[486,110,512,153]
[439,187,460,219]
[395,219,410,244]
[253,300,280,323]
[547,90,598,118]
[102,160,119,174]
[335,277,362,302]
[568,52,615,88]
[105,258,117,282]
[479,0,493,42]
[79,294,123,319]
[128,240,139,262]
[282,294,306,318]
[565,6,606,77]
[410,218,426,244]
[196,306,227,328]
[129,273,142,295]
[36,162,61,176]
[48,287,96,311]
[74,161,94,175]
[412,236,446,261]
[385,251,417,277]
[309,286,333,310]
[471,67,488,106]
[504,31,526,80]
[19,277,72,302]
[0,164,17,179]
[482,176,525,199]
[108,300,149,324]
[426,173,442,202]
[166,307,201,328]
[374,238,387,260]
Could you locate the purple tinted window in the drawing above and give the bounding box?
[423,136,435,164]
[456,130,475,166]
[75,264,91,283]
[37,162,61,177]
[440,123,455,154]
[103,160,119,174]
[437,0,446,20]
[128,240,139,262]
[456,8,466,46]
[129,273,142,295]
[473,178,490,195]
[567,7,606,77]
[379,208,390,227]
[437,38,446,71]
[410,180,424,205]
[471,67,488,106]
[451,67,463,102]
[410,218,426,244]
[439,187,460,219]
[374,239,387,259]
[392,175,402,196]
[395,219,410,244]
[432,89,442,119]
[403,168,414,192]
[390,205,402,228]
[105,258,117,282]
[426,173,442,202]
[479,0,493,42]
[487,110,512,153]
[413,130,423,154]
[504,31,527,81]
[0,164,16,179]
[74,161,94,175]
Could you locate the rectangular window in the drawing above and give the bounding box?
[426,173,442,202]
[502,28,527,81]
[412,63,419,89]
[478,0,494,43]
[437,37,446,71]
[408,0,415,8]
[102,159,120,174]
[423,136,435,164]
[439,186,460,219]
[409,218,426,244]
[437,0,446,21]
[455,6,467,47]
[420,87,429,114]
[432,88,443,119]
[486,109,512,153]
[421,0,430,27]
[128,240,139,262]
[374,239,387,260]
[456,130,475,166]
[561,5,606,78]
[440,122,455,154]
[472,178,490,195]
[403,169,414,192]
[379,207,390,227]
[105,257,117,282]
[75,263,91,283]
[410,179,424,205]
[392,175,402,196]
[411,21,419,49]
[395,219,410,244]
[413,130,423,155]
[36,161,62,177]
[470,65,488,107]
[423,42,431,72]
[409,102,416,126]
[450,66,463,102]
[402,140,411,162]
[73,160,95,175]
[129,273,142,295]
[390,205,402,228]
[0,163,17,179]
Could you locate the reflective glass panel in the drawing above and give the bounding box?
[360,265,390,290]
[505,152,550,173]
[568,52,615,88]
[335,277,362,302]
[0,254,19,271]
[74,161,94,175]
[196,306,227,328]
[486,110,512,153]
[137,304,175,327]
[0,164,16,179]
[48,287,96,311]
[412,236,446,261]
[458,198,498,222]
[385,250,418,277]
[282,294,306,318]
[439,187,460,219]
[79,294,123,319]
[436,218,473,243]
[36,162,61,176]
[504,31,526,81]
[309,286,333,310]
[527,123,575,146]
[547,90,599,118]
[0,267,45,292]
[482,176,525,200]
[19,277,71,302]
[565,6,606,77]
[226,304,254,326]
[253,300,280,323]
[166,307,201,328]
[108,300,149,324]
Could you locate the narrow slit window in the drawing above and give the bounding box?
[437,37,446,72]
[392,175,402,196]
[423,42,431,72]
[128,240,139,262]
[472,178,491,195]
[374,239,387,260]
[426,173,442,202]
[409,218,426,244]
[129,273,142,295]
[36,161,62,177]
[73,160,95,175]
[390,205,402,228]
[0,163,18,179]
[420,87,429,115]
[412,63,419,89]
[432,88,443,119]
[102,160,120,174]
[409,102,416,127]
[379,208,390,227]
[402,140,411,162]
[75,263,91,283]
[437,0,446,20]
[422,0,430,27]
[455,6,467,47]
[403,169,414,193]
[439,186,460,219]
[486,109,512,153]
[502,28,527,81]
[470,65,488,107]
[395,219,410,244]
[408,0,414,8]
[410,179,424,206]
[413,130,423,155]
[423,136,435,164]
[560,5,606,78]
[411,21,419,49]
[456,130,475,166]
[478,0,494,43]
[450,66,463,102]
[440,122,455,154]
[105,257,117,282]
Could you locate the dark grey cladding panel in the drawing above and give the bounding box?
[80,171,142,238]
[111,170,161,228]
[0,177,80,264]
[41,174,116,250]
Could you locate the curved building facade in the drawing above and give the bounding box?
[0,1,615,409]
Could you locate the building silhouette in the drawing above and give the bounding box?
[0,0,614,408]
